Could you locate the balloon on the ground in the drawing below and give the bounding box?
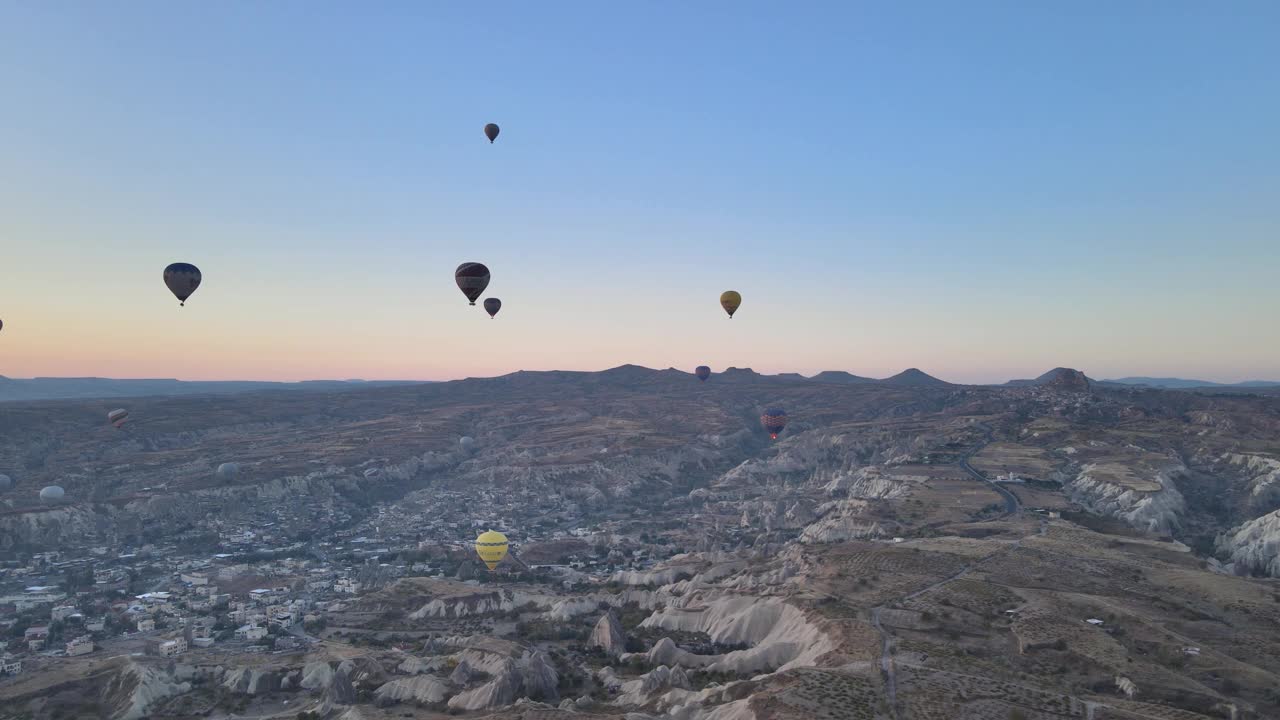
[163,263,202,306]
[39,485,65,503]
[483,298,502,319]
[475,529,509,571]
[108,409,129,429]
[460,436,475,453]
[695,366,711,381]
[761,408,788,440]
[720,291,742,319]
[216,462,240,481]
[0,474,11,491]
[455,263,491,306]
[484,123,500,143]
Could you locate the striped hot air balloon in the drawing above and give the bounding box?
[760,408,788,440]
[474,530,509,572]
[455,263,490,306]
[163,263,202,306]
[695,366,711,381]
[720,291,741,318]
[107,409,129,429]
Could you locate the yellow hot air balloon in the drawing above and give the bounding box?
[720,290,742,319]
[475,530,509,571]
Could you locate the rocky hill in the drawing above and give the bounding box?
[3,364,1280,718]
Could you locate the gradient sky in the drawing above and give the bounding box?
[1,2,1277,384]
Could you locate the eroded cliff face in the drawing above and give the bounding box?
[1216,509,1280,577]
[106,661,192,720]
[638,594,834,674]
[1222,453,1280,512]
[800,499,888,544]
[1066,463,1186,534]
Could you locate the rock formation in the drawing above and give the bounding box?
[590,610,627,656]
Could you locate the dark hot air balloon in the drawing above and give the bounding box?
[484,123,500,143]
[720,291,741,319]
[695,366,711,381]
[0,318,4,333]
[760,408,788,440]
[163,263,202,306]
[455,263,490,306]
[107,409,129,429]
[483,298,502,318]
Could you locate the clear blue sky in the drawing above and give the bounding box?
[1,1,1277,383]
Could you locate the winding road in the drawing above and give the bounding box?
[959,422,1020,517]
[870,419,1026,718]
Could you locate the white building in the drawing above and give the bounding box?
[334,578,360,594]
[235,625,267,641]
[51,605,77,622]
[0,656,21,675]
[65,636,94,657]
[149,636,187,658]
[179,572,209,586]
[137,618,156,633]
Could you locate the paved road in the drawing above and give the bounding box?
[959,422,1020,516]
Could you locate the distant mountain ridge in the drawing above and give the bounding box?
[1103,376,1280,389]
[0,376,422,402]
[10,367,1273,402]
[880,368,951,387]
[1004,367,1093,391]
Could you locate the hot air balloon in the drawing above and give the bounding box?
[460,436,475,453]
[695,366,711,381]
[484,123,500,143]
[216,463,240,482]
[483,298,502,319]
[475,529,509,571]
[107,409,129,429]
[163,263,202,306]
[455,263,490,306]
[39,485,65,503]
[0,318,4,333]
[0,474,12,491]
[760,408,788,440]
[720,291,741,319]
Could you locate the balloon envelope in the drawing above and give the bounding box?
[483,298,502,318]
[39,485,65,503]
[475,529,509,571]
[484,123,500,143]
[455,263,491,305]
[460,436,475,453]
[720,291,742,318]
[216,462,240,481]
[163,263,202,306]
[0,474,12,491]
[761,408,788,440]
[695,366,711,381]
[108,409,129,428]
